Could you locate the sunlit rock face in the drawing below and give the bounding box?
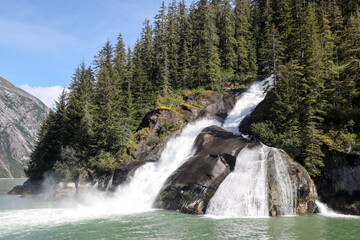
[0,77,49,178]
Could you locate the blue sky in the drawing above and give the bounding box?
[0,0,191,107]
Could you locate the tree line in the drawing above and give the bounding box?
[26,0,360,183]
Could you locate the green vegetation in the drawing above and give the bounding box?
[26,0,360,182]
[251,1,360,176]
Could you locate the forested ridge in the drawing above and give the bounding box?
[26,0,360,183]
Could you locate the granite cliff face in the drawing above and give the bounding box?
[0,77,49,178]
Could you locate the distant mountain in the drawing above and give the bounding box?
[0,77,49,178]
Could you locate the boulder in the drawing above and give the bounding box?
[314,144,360,215]
[153,126,251,214]
[154,126,317,216]
[8,179,42,196]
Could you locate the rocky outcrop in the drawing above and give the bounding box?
[153,126,249,214]
[315,144,360,215]
[0,77,49,178]
[153,126,317,215]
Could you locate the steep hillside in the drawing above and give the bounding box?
[0,77,49,178]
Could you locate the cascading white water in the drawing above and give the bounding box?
[206,145,296,218]
[206,144,270,217]
[222,76,273,134]
[206,75,298,218]
[272,149,296,215]
[112,118,220,212]
[316,200,359,218]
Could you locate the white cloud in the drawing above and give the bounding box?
[20,84,66,108]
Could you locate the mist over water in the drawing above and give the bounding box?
[0,119,221,236]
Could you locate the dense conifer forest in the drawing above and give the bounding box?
[26,0,360,182]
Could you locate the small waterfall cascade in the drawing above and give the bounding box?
[270,149,296,215]
[222,75,274,134]
[316,201,340,216]
[316,200,359,218]
[206,144,270,217]
[206,145,296,217]
[113,118,220,211]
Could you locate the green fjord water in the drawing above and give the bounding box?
[1,179,360,240]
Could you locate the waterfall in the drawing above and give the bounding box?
[206,146,296,217]
[222,76,273,134]
[316,200,359,218]
[271,149,296,215]
[206,75,298,217]
[111,76,274,212]
[206,144,270,217]
[112,118,220,212]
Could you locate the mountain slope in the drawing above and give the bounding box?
[0,77,49,178]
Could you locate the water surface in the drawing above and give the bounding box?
[1,179,360,240]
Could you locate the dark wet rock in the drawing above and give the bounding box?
[238,91,272,134]
[7,185,24,195]
[153,126,252,214]
[8,179,42,196]
[314,145,360,215]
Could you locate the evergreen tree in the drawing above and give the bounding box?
[66,62,95,160]
[301,3,327,176]
[191,0,221,89]
[167,0,181,90]
[132,41,155,120]
[234,0,253,75]
[93,41,125,157]
[177,0,192,89]
[153,2,170,96]
[260,23,284,85]
[217,0,236,72]
[139,20,155,81]
[27,91,69,180]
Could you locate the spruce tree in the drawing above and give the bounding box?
[217,0,236,73]
[177,0,192,89]
[191,0,221,89]
[301,3,327,176]
[234,0,253,76]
